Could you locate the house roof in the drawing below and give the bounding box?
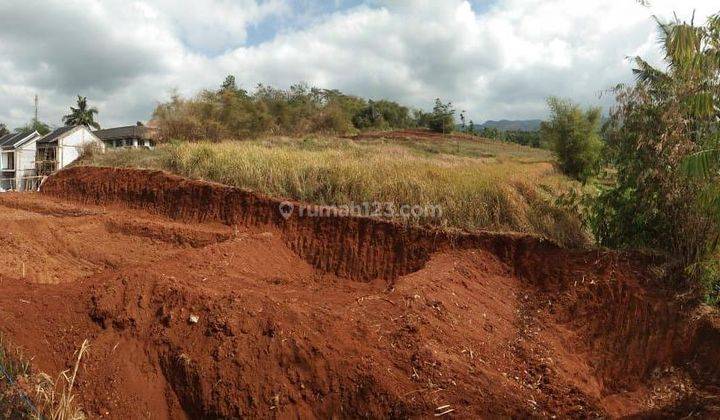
[0,131,41,150]
[94,125,157,141]
[37,126,80,144]
[0,133,21,148]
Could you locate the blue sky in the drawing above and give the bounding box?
[0,0,717,129]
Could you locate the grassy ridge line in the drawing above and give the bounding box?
[84,136,589,247]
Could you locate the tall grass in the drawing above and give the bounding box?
[87,136,589,247]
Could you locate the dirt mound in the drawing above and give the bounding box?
[0,166,716,418]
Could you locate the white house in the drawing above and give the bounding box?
[94,123,157,149]
[36,126,105,176]
[0,131,42,191]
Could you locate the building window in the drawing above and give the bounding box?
[2,152,15,170]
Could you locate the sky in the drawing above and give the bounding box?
[0,0,717,129]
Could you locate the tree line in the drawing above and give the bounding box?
[151,76,459,141]
[471,126,542,148]
[2,79,544,148]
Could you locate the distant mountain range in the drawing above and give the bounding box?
[473,119,543,132]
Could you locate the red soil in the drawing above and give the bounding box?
[0,166,717,418]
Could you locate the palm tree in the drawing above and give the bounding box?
[62,96,100,129]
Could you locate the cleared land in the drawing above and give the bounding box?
[0,167,717,418]
[85,130,588,247]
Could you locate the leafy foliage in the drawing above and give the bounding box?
[502,130,542,148]
[0,123,8,137]
[62,96,100,129]
[540,97,602,182]
[591,13,720,304]
[471,125,543,148]
[152,78,421,141]
[466,119,476,135]
[479,126,500,139]
[352,100,413,129]
[425,99,456,133]
[15,119,51,135]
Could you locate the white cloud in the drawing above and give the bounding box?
[0,0,717,129]
[143,0,289,53]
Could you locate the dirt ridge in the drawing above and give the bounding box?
[41,166,564,282]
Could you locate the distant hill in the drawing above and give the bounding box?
[475,119,543,132]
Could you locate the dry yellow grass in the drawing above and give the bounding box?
[0,336,87,420]
[34,339,89,420]
[87,135,589,247]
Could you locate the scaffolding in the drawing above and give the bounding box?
[36,145,58,176]
[0,146,57,192]
[0,172,43,192]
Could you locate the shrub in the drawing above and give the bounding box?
[590,14,720,304]
[480,126,500,139]
[540,97,602,182]
[352,100,412,129]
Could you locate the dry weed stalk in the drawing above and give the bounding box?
[34,339,90,420]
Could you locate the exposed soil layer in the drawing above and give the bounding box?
[0,166,717,418]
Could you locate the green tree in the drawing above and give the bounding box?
[0,123,8,137]
[427,99,455,134]
[219,74,249,98]
[504,130,542,148]
[480,126,500,140]
[592,13,720,303]
[352,99,411,130]
[221,75,237,92]
[62,96,100,129]
[467,120,476,135]
[352,100,381,129]
[540,97,602,182]
[15,119,51,135]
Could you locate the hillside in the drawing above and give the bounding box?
[476,119,543,132]
[85,130,588,247]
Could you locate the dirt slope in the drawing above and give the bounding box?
[0,166,717,418]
